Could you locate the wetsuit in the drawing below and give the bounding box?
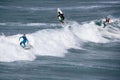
[103,18,110,28]
[58,13,65,23]
[19,36,28,48]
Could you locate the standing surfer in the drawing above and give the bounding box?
[19,34,28,48]
[57,11,65,25]
[103,17,110,28]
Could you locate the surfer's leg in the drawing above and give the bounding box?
[21,42,25,48]
[20,42,22,46]
[103,22,106,28]
[22,41,26,48]
[20,42,24,48]
[61,19,64,25]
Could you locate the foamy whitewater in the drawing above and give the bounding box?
[0,19,120,62]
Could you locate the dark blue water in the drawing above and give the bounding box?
[0,0,120,80]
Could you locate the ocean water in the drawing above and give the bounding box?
[0,0,120,80]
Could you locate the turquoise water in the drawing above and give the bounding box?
[0,0,120,80]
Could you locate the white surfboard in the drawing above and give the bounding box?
[57,8,67,27]
[24,42,32,49]
[20,42,32,50]
[57,8,63,14]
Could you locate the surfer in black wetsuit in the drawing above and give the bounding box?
[57,12,65,24]
[103,17,110,28]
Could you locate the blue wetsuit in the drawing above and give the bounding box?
[19,36,28,48]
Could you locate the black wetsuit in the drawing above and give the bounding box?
[58,14,65,23]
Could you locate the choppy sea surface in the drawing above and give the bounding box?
[0,0,120,80]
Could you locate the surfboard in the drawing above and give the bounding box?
[22,47,30,50]
[20,42,32,50]
[57,8,66,27]
[57,8,63,21]
[95,20,102,26]
[57,8,63,14]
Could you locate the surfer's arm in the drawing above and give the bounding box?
[19,37,22,41]
[57,14,62,17]
[57,15,59,18]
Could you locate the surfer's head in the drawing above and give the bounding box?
[58,12,61,14]
[24,34,26,36]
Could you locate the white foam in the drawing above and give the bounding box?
[0,22,59,27]
[67,20,120,43]
[0,19,120,62]
[69,21,108,43]
[0,28,79,62]
[0,35,35,62]
[0,5,56,11]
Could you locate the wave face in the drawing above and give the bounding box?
[0,18,120,62]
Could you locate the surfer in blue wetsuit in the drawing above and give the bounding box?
[57,12,65,24]
[19,34,28,48]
